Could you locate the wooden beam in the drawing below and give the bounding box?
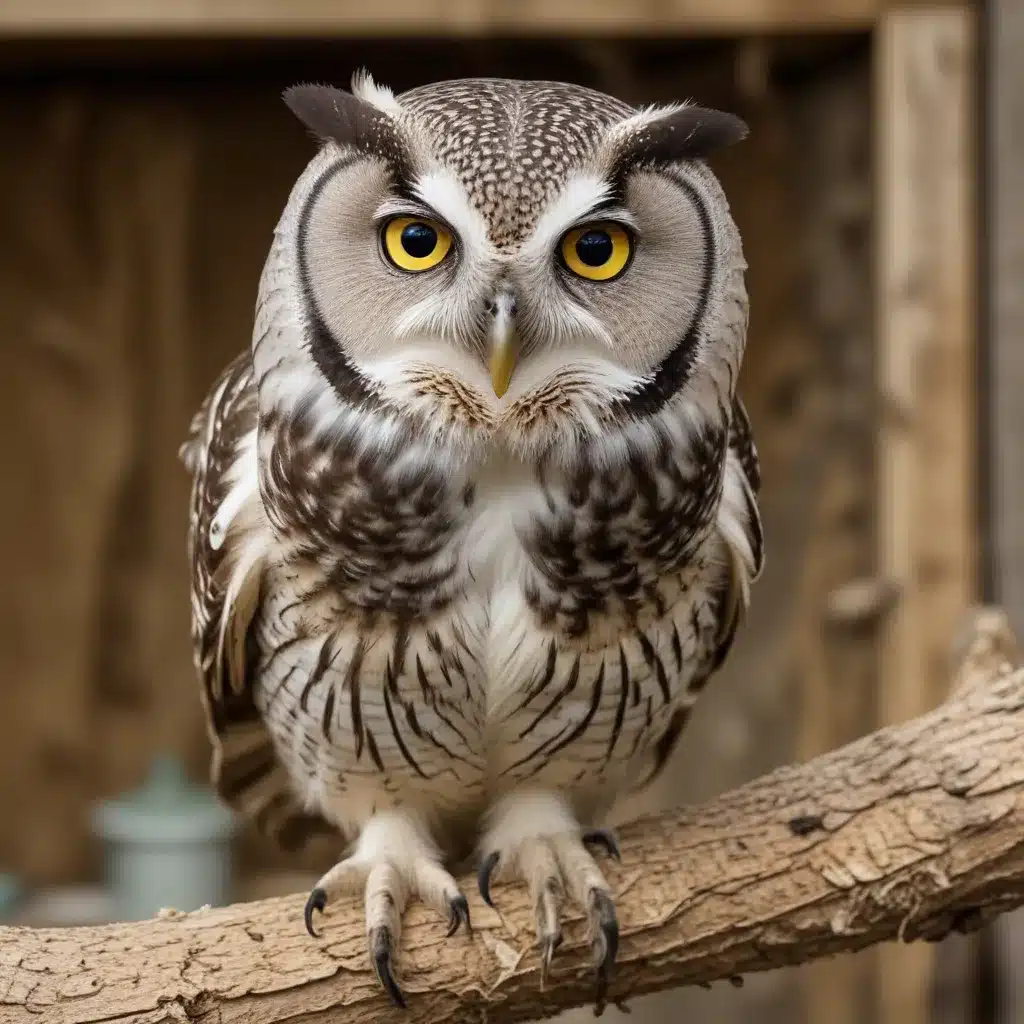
[874,6,977,1024]
[0,0,968,39]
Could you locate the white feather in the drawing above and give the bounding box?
[209,435,258,550]
[715,454,762,616]
[481,790,579,854]
[350,69,403,115]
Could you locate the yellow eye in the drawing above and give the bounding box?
[382,216,453,272]
[560,222,632,282]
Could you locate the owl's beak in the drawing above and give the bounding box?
[488,293,520,398]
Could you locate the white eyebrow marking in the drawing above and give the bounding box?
[409,168,493,257]
[519,172,615,264]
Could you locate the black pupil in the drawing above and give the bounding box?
[401,222,438,259]
[575,230,613,267]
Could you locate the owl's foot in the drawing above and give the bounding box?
[478,794,620,1014]
[303,812,469,1009]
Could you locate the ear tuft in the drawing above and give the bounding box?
[611,103,748,177]
[282,82,413,181]
[282,83,375,145]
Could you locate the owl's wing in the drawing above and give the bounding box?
[710,393,764,662]
[637,395,764,789]
[183,352,335,851]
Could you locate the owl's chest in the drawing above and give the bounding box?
[258,440,726,814]
[264,419,722,620]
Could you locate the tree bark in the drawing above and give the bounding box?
[2,608,1023,1024]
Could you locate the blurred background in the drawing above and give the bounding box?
[0,0,1012,1022]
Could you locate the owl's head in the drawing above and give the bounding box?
[255,72,749,466]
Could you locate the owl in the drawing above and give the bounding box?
[182,71,763,1011]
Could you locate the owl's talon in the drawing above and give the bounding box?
[305,819,465,1008]
[304,887,327,938]
[478,850,500,907]
[589,888,619,1013]
[539,929,563,988]
[446,893,471,936]
[479,796,622,1012]
[582,829,621,862]
[369,925,407,1009]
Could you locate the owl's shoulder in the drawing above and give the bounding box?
[180,351,256,479]
[728,394,761,495]
[184,353,336,852]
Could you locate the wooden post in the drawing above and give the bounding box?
[874,6,977,1024]
[789,54,877,1024]
[987,0,1024,1020]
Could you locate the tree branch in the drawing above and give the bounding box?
[3,608,1024,1024]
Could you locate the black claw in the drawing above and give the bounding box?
[582,828,622,862]
[478,850,500,907]
[370,926,407,1009]
[540,930,563,988]
[304,887,327,938]
[446,894,472,937]
[590,890,620,1014]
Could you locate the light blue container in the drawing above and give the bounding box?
[0,874,22,919]
[91,754,239,922]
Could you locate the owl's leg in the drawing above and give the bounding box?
[478,792,620,1012]
[304,811,469,1008]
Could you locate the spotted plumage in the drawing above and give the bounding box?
[182,71,761,1010]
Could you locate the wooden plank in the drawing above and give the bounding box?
[874,6,977,1024]
[787,54,878,1024]
[0,0,967,38]
[91,99,200,794]
[987,0,1024,1019]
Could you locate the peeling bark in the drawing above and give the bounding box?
[1,608,1022,1024]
